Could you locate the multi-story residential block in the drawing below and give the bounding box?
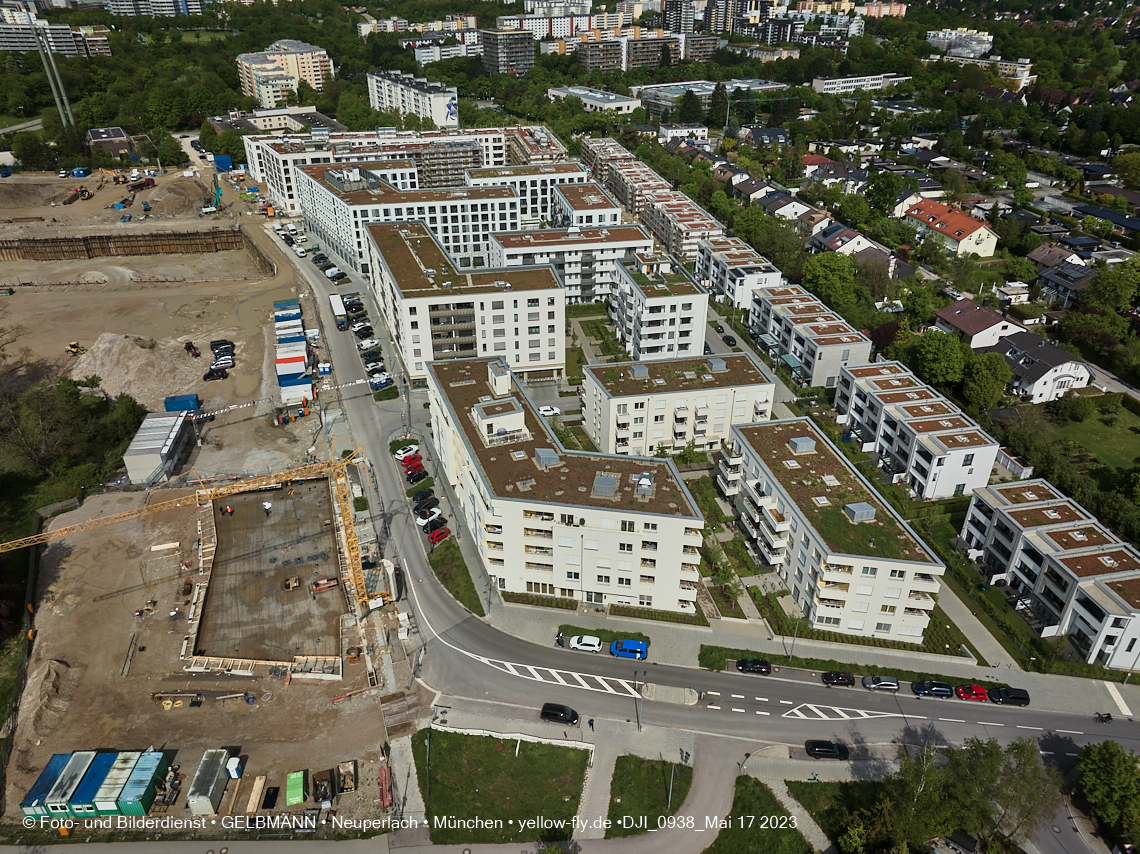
[855,1,907,15]
[581,354,775,455]
[720,418,944,641]
[296,163,515,272]
[465,162,589,227]
[630,78,789,115]
[922,53,1035,90]
[237,40,332,108]
[576,38,628,71]
[547,86,641,112]
[415,42,483,64]
[206,106,346,135]
[496,11,630,38]
[528,0,593,12]
[108,0,210,15]
[750,285,872,388]
[925,27,992,56]
[810,72,911,94]
[703,0,738,31]
[962,479,1140,669]
[481,28,536,75]
[664,0,695,32]
[639,191,725,262]
[610,253,709,360]
[488,225,654,304]
[427,357,706,613]
[760,17,804,43]
[905,199,998,258]
[835,361,1000,499]
[368,223,565,382]
[579,136,634,180]
[357,15,408,36]
[658,123,709,143]
[0,17,111,55]
[606,161,672,215]
[552,182,623,227]
[366,71,459,129]
[695,236,783,310]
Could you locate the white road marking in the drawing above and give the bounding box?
[731,694,745,699]
[756,697,768,702]
[780,700,794,705]
[732,708,746,713]
[1040,751,1054,755]
[757,710,770,716]
[1017,725,1043,731]
[706,691,721,696]
[707,704,721,710]
[978,722,1004,726]
[1066,753,1080,757]
[941,718,965,723]
[783,702,911,721]
[1106,681,1133,716]
[1057,730,1084,735]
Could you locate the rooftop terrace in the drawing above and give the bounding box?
[585,353,772,397]
[491,225,649,250]
[995,482,1061,505]
[622,255,702,297]
[301,163,517,207]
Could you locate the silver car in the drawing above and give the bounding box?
[861,675,900,692]
[568,635,602,654]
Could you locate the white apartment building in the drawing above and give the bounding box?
[428,357,705,613]
[496,11,630,37]
[696,236,783,310]
[921,54,1035,90]
[0,18,111,56]
[297,163,516,272]
[243,126,566,214]
[639,191,725,262]
[834,362,1000,499]
[579,136,634,179]
[963,479,1140,669]
[750,285,872,388]
[720,418,944,641]
[925,27,992,57]
[610,253,709,361]
[552,182,623,228]
[811,72,912,94]
[547,86,642,113]
[581,354,775,455]
[237,40,333,108]
[415,42,483,64]
[487,225,654,304]
[465,162,589,228]
[366,71,459,129]
[368,222,566,383]
[606,160,672,216]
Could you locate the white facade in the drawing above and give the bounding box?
[982,332,1092,403]
[427,357,706,614]
[695,236,783,310]
[415,42,483,64]
[811,72,912,94]
[610,253,708,361]
[367,222,566,382]
[834,362,1000,500]
[639,190,725,262]
[581,353,775,455]
[366,71,459,129]
[465,162,589,228]
[552,182,623,228]
[488,225,654,304]
[721,419,944,642]
[237,40,332,108]
[547,86,641,113]
[963,480,1140,670]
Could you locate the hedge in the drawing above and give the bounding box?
[610,603,710,626]
[501,592,578,610]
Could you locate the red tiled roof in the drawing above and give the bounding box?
[802,154,834,166]
[904,198,992,243]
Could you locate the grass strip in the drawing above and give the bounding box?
[606,756,693,838]
[427,539,485,617]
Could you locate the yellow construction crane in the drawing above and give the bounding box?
[0,444,373,612]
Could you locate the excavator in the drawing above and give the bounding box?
[0,443,378,612]
[65,341,86,356]
[99,168,127,185]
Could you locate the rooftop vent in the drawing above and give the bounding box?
[593,473,619,498]
[534,448,560,469]
[706,358,726,373]
[636,472,655,496]
[844,502,877,523]
[812,496,830,507]
[631,364,649,379]
[511,450,527,461]
[789,436,816,454]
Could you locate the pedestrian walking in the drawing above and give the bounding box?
[263,501,272,516]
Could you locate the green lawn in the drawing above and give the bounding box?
[704,778,812,854]
[707,582,744,618]
[412,729,587,844]
[687,476,729,531]
[567,303,607,318]
[565,345,586,379]
[179,30,229,41]
[427,539,485,617]
[785,780,885,845]
[606,756,693,838]
[1048,405,1140,472]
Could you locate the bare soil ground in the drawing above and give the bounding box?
[3,492,394,826]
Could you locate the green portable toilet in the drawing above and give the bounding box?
[286,770,307,806]
[44,752,95,818]
[21,754,70,817]
[92,752,139,816]
[117,751,168,817]
[68,752,118,817]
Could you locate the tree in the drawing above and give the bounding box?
[838,194,871,229]
[903,286,933,329]
[676,89,703,124]
[911,331,966,385]
[1113,151,1140,188]
[940,169,971,206]
[1004,257,1039,284]
[865,170,903,217]
[963,352,1013,410]
[1079,739,1140,838]
[1082,257,1140,314]
[879,744,954,851]
[707,81,728,129]
[11,131,57,171]
[802,253,857,308]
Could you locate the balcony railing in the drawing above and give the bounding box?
[718,459,742,482]
[722,445,743,465]
[904,608,927,617]
[822,563,853,576]
[716,473,740,497]
[524,529,553,539]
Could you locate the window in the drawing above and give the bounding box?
[875,622,892,633]
[963,454,975,466]
[848,620,865,631]
[621,520,636,532]
[616,560,631,572]
[566,571,579,580]
[639,575,655,584]
[619,543,633,552]
[639,595,652,606]
[557,536,572,548]
[566,554,580,566]
[856,585,873,596]
[618,577,631,586]
[880,605,896,615]
[642,541,657,551]
[884,587,901,599]
[954,484,966,496]
[861,567,877,577]
[890,570,906,579]
[643,523,657,532]
[852,602,869,613]
[617,404,628,415]
[597,558,611,569]
[560,514,574,525]
[584,539,599,550]
[817,615,840,626]
[596,575,610,584]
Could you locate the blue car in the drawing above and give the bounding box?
[610,639,648,660]
[370,377,394,390]
[911,680,953,698]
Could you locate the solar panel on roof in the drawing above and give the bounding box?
[593,474,618,498]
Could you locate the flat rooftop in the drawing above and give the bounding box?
[1104,576,1140,609]
[300,163,515,207]
[867,375,921,391]
[848,363,909,379]
[908,415,973,434]
[1007,501,1086,528]
[623,256,702,296]
[585,353,772,397]
[995,482,1061,505]
[1064,548,1140,578]
[877,388,937,404]
[555,182,620,211]
[195,483,342,661]
[930,430,995,449]
[737,419,936,563]
[900,401,956,419]
[1044,524,1114,551]
[430,359,700,518]
[491,225,649,250]
[467,163,586,180]
[367,222,561,296]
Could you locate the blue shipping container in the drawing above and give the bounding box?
[117,751,169,817]
[278,376,313,388]
[214,155,233,172]
[21,754,71,817]
[68,752,119,817]
[274,310,301,322]
[273,299,299,309]
[164,394,200,412]
[276,335,306,345]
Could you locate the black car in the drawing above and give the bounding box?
[414,497,439,514]
[283,235,294,246]
[715,323,725,333]
[821,671,855,687]
[360,349,383,361]
[806,740,849,760]
[540,703,579,726]
[412,488,434,504]
[210,339,234,350]
[736,658,772,675]
[407,469,429,485]
[425,517,448,534]
[203,368,228,381]
[703,343,713,355]
[987,687,1030,707]
[353,327,374,339]
[312,255,328,264]
[723,334,737,347]
[912,680,954,698]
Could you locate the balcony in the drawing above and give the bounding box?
[912,573,939,587]
[757,541,787,566]
[484,524,503,534]
[907,591,934,609]
[757,520,789,550]
[722,444,743,466]
[681,563,699,574]
[817,578,849,593]
[761,502,791,533]
[904,607,927,617]
[822,563,853,577]
[523,528,553,539]
[716,473,740,497]
[718,457,742,484]
[816,596,845,610]
[485,541,504,551]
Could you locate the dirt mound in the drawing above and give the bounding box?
[0,181,72,210]
[27,659,77,742]
[146,176,209,216]
[70,330,241,410]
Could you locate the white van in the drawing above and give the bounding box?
[272,223,284,234]
[324,267,341,279]
[287,224,298,235]
[294,246,306,258]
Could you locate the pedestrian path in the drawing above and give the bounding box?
[936,582,1021,670]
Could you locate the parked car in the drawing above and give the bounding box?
[862,675,900,692]
[987,687,1030,707]
[806,740,849,760]
[404,461,425,476]
[569,635,603,654]
[369,377,393,391]
[416,508,443,527]
[428,527,450,545]
[119,214,132,223]
[210,357,234,370]
[540,703,579,726]
[210,339,234,352]
[723,334,737,347]
[330,271,347,281]
[282,235,294,246]
[610,639,648,660]
[425,516,447,533]
[353,326,374,339]
[406,469,429,485]
[401,454,423,468]
[414,497,439,514]
[203,368,228,381]
[394,445,419,461]
[955,685,989,702]
[538,405,561,416]
[715,323,725,333]
[360,349,383,362]
[821,671,855,687]
[912,680,953,698]
[357,338,380,351]
[364,360,385,372]
[367,370,390,381]
[350,319,372,332]
[736,659,772,675]
[703,343,713,355]
[412,488,434,504]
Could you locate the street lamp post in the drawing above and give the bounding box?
[788,617,803,662]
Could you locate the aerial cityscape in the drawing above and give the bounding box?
[2,0,1140,850]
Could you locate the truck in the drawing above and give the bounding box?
[128,178,155,192]
[329,294,348,330]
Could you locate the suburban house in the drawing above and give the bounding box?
[1072,204,1140,238]
[1037,261,1098,309]
[809,222,877,255]
[904,199,998,258]
[1028,243,1085,270]
[979,331,1091,403]
[933,298,1026,348]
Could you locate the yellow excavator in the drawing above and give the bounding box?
[99,168,127,185]
[65,341,86,356]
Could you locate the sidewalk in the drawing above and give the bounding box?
[936,582,1021,670]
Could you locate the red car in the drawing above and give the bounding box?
[428,527,450,545]
[401,453,422,467]
[404,461,425,475]
[955,684,989,702]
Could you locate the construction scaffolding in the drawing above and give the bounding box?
[0,227,244,263]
